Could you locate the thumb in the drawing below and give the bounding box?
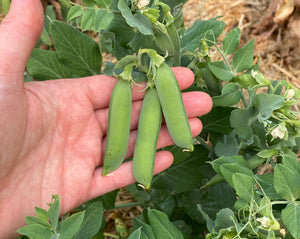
[0,0,44,87]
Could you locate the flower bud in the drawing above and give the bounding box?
[134,0,150,9]
[286,89,295,100]
[271,125,286,139]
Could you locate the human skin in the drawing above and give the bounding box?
[0,0,213,238]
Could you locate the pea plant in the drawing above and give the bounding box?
[18,0,300,238]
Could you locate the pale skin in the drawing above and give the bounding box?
[0,0,213,238]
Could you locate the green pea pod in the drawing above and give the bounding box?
[102,79,132,176]
[153,23,181,66]
[133,88,162,189]
[2,0,10,16]
[115,218,129,238]
[154,62,194,151]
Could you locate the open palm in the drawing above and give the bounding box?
[0,0,212,238]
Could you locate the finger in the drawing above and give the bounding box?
[0,0,44,86]
[87,150,173,200]
[96,91,212,134]
[56,66,195,109]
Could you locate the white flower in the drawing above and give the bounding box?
[134,0,150,9]
[286,89,295,100]
[271,125,286,139]
[257,216,280,230]
[257,216,272,228]
[251,70,258,78]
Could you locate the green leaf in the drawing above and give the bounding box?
[283,154,300,175]
[200,106,234,135]
[231,73,257,88]
[58,212,85,239]
[253,94,284,121]
[281,202,300,239]
[67,5,85,21]
[232,38,254,73]
[172,220,193,238]
[212,83,242,107]
[96,0,111,8]
[214,208,236,231]
[24,216,52,228]
[74,202,104,239]
[274,164,300,201]
[132,217,155,239]
[223,28,241,55]
[128,31,158,53]
[50,20,102,77]
[197,205,215,232]
[81,0,97,7]
[181,19,225,52]
[230,108,253,140]
[220,163,254,188]
[27,49,72,80]
[211,155,248,176]
[151,146,209,193]
[17,224,54,239]
[81,8,96,31]
[147,209,184,239]
[199,59,223,96]
[259,196,273,218]
[256,174,281,200]
[256,149,278,159]
[208,61,235,82]
[98,190,118,209]
[47,195,60,229]
[40,26,52,46]
[126,184,151,202]
[214,132,240,157]
[232,173,255,202]
[118,0,153,35]
[160,0,187,17]
[128,227,149,239]
[34,207,48,220]
[95,9,114,32]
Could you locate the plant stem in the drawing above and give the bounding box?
[214,42,233,73]
[241,90,248,108]
[271,201,290,206]
[103,233,119,238]
[196,136,213,153]
[114,201,145,209]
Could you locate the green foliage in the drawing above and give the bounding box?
[20,0,300,238]
[18,195,105,239]
[50,20,102,77]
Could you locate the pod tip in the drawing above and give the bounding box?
[182,144,194,152]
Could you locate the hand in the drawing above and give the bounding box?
[0,0,213,238]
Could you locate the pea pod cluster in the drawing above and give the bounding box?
[102,55,194,189]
